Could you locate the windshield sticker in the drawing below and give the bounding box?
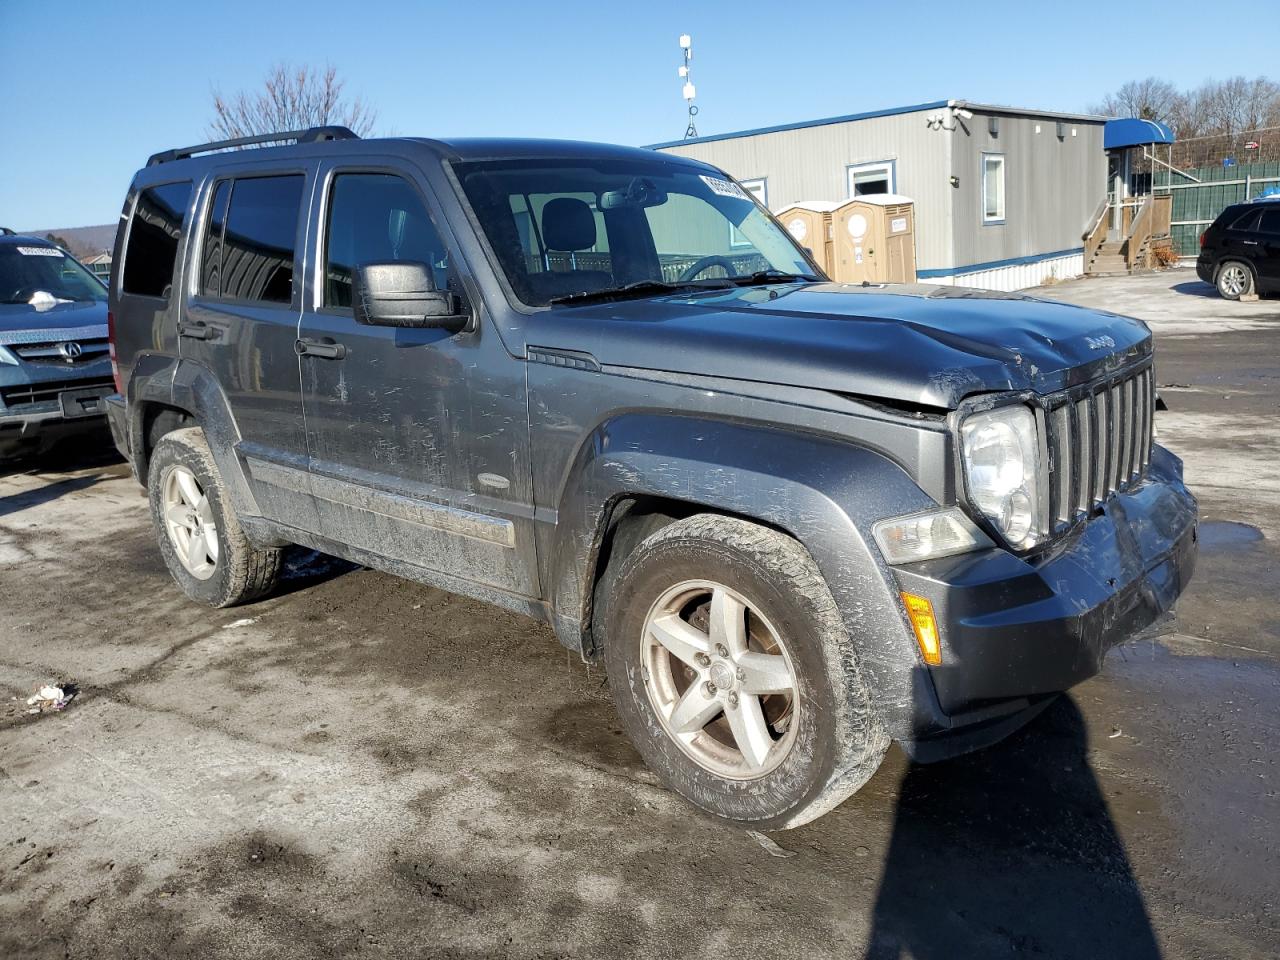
[16,246,64,257]
[700,175,749,200]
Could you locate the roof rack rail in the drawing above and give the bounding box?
[146,125,359,166]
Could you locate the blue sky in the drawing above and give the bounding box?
[0,0,1267,229]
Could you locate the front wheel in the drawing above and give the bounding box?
[147,427,281,607]
[1216,261,1253,300]
[597,514,888,829]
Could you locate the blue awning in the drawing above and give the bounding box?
[1105,118,1175,150]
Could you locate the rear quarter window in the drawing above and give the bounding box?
[1227,208,1261,231]
[122,181,193,298]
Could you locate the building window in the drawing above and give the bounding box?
[730,178,768,247]
[982,153,1006,224]
[846,160,895,198]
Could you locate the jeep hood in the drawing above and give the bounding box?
[526,282,1152,409]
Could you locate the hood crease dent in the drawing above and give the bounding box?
[528,282,1152,409]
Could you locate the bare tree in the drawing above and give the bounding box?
[1089,78,1181,123]
[1093,75,1280,140]
[209,64,376,140]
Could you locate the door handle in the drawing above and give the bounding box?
[295,337,347,360]
[178,321,217,341]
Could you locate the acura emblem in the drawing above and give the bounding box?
[57,341,83,360]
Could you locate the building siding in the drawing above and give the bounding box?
[654,103,1108,291]
[654,108,955,271]
[949,112,1106,273]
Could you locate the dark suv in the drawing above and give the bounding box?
[106,127,1197,829]
[0,230,115,458]
[1197,200,1280,299]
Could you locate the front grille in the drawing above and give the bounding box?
[11,338,110,365]
[1045,364,1155,531]
[0,377,114,410]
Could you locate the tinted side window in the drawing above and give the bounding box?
[200,180,231,297]
[122,181,192,298]
[1259,208,1280,234]
[221,175,304,304]
[324,173,450,308]
[1229,208,1261,231]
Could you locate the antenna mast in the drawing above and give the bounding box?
[678,34,698,138]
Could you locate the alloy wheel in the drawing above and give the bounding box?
[1219,264,1248,298]
[161,465,219,580]
[641,579,800,779]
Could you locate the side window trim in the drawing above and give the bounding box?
[312,164,456,317]
[199,178,232,298]
[190,167,310,310]
[120,179,194,302]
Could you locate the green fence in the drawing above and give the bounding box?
[1156,161,1280,256]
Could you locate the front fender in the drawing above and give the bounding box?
[546,412,941,738]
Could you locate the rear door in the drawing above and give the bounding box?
[295,160,539,597]
[113,179,194,387]
[1221,207,1262,271]
[182,164,317,528]
[1255,207,1280,288]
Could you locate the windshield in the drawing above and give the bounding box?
[452,156,819,307]
[0,244,107,304]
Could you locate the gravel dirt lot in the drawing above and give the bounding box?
[2,268,1277,959]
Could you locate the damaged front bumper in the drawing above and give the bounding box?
[893,443,1197,761]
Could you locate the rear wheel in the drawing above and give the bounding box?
[597,514,888,829]
[147,427,281,607]
[1216,261,1253,300]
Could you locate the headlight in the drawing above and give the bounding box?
[959,404,1047,550]
[0,346,18,366]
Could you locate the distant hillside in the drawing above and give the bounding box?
[16,223,117,258]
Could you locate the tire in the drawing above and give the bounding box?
[1216,261,1254,300]
[147,427,281,607]
[596,514,889,830]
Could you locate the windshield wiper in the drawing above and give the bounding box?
[726,270,821,287]
[547,278,730,306]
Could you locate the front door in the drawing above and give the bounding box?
[296,164,538,598]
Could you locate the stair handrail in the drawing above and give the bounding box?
[1082,197,1109,243]
[1083,197,1111,264]
[1125,196,1157,269]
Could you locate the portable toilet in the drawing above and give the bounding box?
[774,200,840,275]
[831,195,917,284]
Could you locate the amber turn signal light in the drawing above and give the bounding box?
[901,592,942,665]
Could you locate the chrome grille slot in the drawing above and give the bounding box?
[1093,387,1108,504]
[11,338,110,365]
[1045,363,1155,533]
[1074,398,1091,515]
[1050,405,1072,525]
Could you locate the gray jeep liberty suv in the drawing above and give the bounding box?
[106,127,1197,829]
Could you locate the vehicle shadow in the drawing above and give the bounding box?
[863,670,1161,959]
[0,435,125,517]
[0,433,123,478]
[1170,280,1218,299]
[0,472,105,518]
[271,547,362,598]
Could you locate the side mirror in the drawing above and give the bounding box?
[353,261,466,330]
